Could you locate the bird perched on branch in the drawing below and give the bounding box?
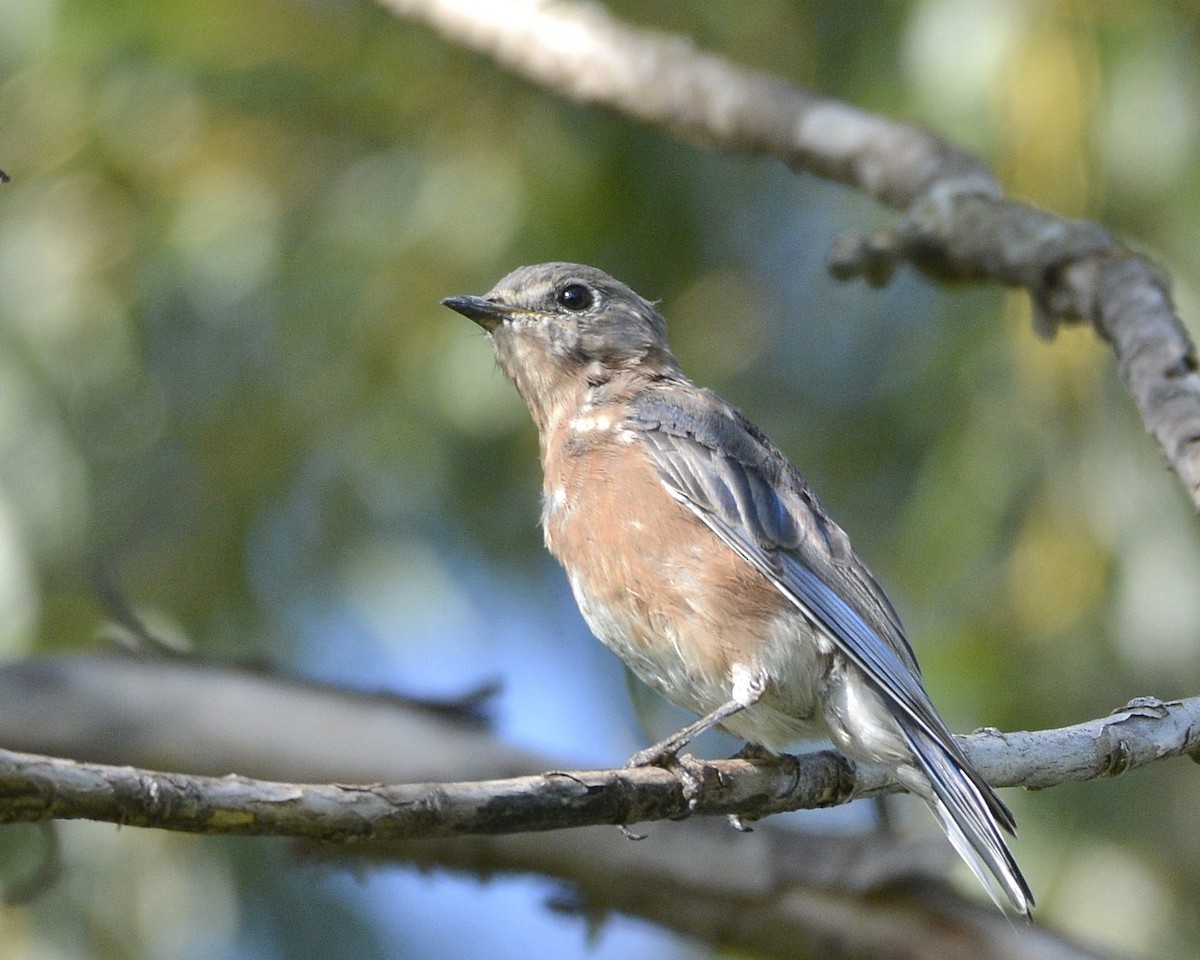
[443,263,1033,915]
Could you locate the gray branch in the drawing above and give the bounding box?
[0,653,1163,958]
[382,0,1200,507]
[2,694,1195,840]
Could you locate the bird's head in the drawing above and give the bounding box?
[443,262,680,428]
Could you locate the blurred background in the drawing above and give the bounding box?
[0,0,1198,956]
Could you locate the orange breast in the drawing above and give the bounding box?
[540,413,786,695]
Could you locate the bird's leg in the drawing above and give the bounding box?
[626,664,766,767]
[625,702,742,818]
[626,699,747,767]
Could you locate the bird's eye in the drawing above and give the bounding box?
[556,283,593,312]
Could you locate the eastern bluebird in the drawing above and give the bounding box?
[443,263,1033,915]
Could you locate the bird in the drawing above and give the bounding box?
[443,262,1033,915]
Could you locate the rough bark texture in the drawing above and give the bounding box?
[4,653,1181,959]
[1,657,1195,839]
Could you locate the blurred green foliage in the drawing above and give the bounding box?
[1,0,1199,957]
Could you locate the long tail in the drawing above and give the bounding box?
[899,721,1034,916]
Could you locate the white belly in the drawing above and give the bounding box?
[569,566,836,753]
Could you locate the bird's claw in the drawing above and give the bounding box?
[624,746,712,813]
[625,744,674,768]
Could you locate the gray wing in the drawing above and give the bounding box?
[626,387,978,774]
[627,385,1026,901]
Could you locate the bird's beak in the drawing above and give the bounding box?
[441,295,514,332]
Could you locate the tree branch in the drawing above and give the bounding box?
[333,826,1110,960]
[0,653,1135,957]
[2,695,1195,840]
[382,0,1200,507]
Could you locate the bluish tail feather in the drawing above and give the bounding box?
[900,721,1034,915]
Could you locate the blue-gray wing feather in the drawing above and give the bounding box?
[626,385,1016,833]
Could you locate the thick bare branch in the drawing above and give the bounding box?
[0,652,543,784]
[384,0,996,204]
[383,0,1200,507]
[0,656,1158,957]
[0,652,1134,958]
[342,827,1109,960]
[1,696,1195,839]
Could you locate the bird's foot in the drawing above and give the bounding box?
[730,742,775,762]
[669,754,711,814]
[624,747,711,815]
[625,743,677,768]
